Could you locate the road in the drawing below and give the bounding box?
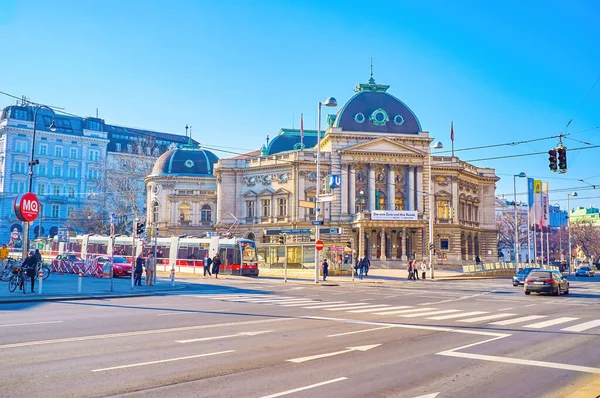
[1,275,600,398]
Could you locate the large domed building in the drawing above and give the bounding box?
[145,142,219,237]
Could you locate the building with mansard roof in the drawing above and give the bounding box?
[214,76,499,267]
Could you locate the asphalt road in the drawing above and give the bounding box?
[1,275,600,398]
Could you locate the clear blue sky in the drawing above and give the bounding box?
[1,0,599,208]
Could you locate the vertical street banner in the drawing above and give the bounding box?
[542,182,550,232]
[534,180,542,232]
[527,178,535,230]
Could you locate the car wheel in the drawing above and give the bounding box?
[555,286,561,296]
[564,287,569,295]
[525,290,531,295]
[513,283,518,287]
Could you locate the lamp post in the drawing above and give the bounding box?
[526,201,531,264]
[567,191,577,275]
[314,97,337,283]
[428,140,443,279]
[22,105,56,259]
[513,172,526,274]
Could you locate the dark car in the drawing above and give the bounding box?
[575,266,596,277]
[513,267,541,286]
[95,256,132,277]
[524,270,569,296]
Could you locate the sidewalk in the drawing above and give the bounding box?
[0,273,185,303]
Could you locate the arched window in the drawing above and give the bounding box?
[201,204,212,222]
[179,203,191,225]
[152,200,159,224]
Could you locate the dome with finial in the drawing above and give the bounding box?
[150,141,219,177]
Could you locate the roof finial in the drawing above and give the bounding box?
[368,58,375,84]
[185,124,189,139]
[188,125,193,145]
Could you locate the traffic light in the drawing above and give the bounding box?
[557,147,567,173]
[346,241,352,249]
[428,242,434,251]
[136,222,145,235]
[548,149,557,172]
[278,234,285,245]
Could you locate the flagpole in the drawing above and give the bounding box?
[300,113,304,150]
[450,121,455,157]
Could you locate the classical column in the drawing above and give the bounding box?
[416,166,423,213]
[380,228,386,261]
[341,165,349,216]
[387,166,395,210]
[368,164,376,211]
[349,165,356,215]
[407,166,414,211]
[401,227,407,261]
[359,225,364,258]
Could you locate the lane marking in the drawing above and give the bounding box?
[561,320,600,333]
[497,307,514,311]
[260,377,348,398]
[176,330,272,343]
[412,393,440,398]
[374,307,437,315]
[458,313,517,323]
[489,315,547,326]
[325,304,390,312]
[348,305,410,313]
[287,344,380,363]
[92,350,234,372]
[0,318,291,349]
[0,321,63,328]
[298,301,347,308]
[303,302,364,309]
[524,304,536,307]
[523,317,579,329]
[428,311,488,320]
[399,310,461,318]
[327,326,393,337]
[157,309,231,316]
[280,301,319,307]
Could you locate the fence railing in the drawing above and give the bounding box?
[462,263,561,273]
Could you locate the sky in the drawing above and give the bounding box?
[1,0,599,209]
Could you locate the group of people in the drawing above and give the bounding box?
[407,259,428,280]
[354,256,371,279]
[134,252,156,286]
[202,253,222,279]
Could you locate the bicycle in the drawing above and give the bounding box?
[0,258,19,282]
[8,267,26,293]
[35,262,50,281]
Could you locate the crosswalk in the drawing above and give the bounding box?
[193,293,600,334]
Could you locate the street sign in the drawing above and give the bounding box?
[328,174,341,189]
[264,228,312,236]
[57,228,69,242]
[315,240,324,251]
[320,227,343,235]
[299,200,316,209]
[311,220,324,226]
[318,194,337,202]
[14,192,40,222]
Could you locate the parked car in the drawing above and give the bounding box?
[575,266,596,277]
[95,256,132,277]
[512,267,541,286]
[524,270,569,296]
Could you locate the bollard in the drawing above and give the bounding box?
[38,270,44,294]
[171,268,175,287]
[78,272,82,293]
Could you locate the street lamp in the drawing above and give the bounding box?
[22,105,56,259]
[513,172,526,274]
[314,96,337,284]
[428,140,443,279]
[567,191,578,275]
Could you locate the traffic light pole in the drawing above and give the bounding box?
[131,219,137,290]
[283,233,288,283]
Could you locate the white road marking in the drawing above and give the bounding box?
[325,304,390,311]
[399,310,461,318]
[92,350,234,372]
[348,305,410,313]
[561,320,600,333]
[176,330,272,343]
[428,311,488,320]
[458,313,517,323]
[419,293,486,306]
[157,309,231,316]
[327,326,393,337]
[279,301,319,307]
[260,377,348,398]
[497,307,514,311]
[375,307,434,315]
[271,299,316,304]
[303,302,364,309]
[489,315,547,326]
[228,297,293,303]
[412,393,440,398]
[287,344,380,363]
[524,304,536,307]
[0,318,291,349]
[523,317,579,329]
[0,321,63,328]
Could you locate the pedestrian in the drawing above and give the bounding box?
[364,256,370,277]
[22,251,37,293]
[145,252,156,286]
[358,258,364,280]
[34,248,43,270]
[134,253,144,286]
[203,252,212,278]
[322,258,329,281]
[0,243,8,272]
[413,259,420,280]
[420,259,427,280]
[407,260,413,280]
[212,253,221,278]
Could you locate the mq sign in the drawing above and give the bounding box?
[14,192,40,222]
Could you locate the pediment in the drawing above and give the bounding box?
[274,188,291,195]
[257,188,275,196]
[242,190,257,198]
[340,137,426,157]
[435,189,452,198]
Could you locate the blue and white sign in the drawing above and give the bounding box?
[328,174,341,189]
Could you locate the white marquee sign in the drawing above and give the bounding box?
[371,210,418,221]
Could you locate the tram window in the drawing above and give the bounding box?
[233,248,241,265]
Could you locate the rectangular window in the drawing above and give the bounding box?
[38,164,47,176]
[52,184,60,195]
[38,184,45,195]
[115,143,121,152]
[14,109,29,121]
[308,196,316,216]
[12,181,25,193]
[146,147,151,156]
[68,187,75,198]
[70,148,77,159]
[39,144,48,155]
[67,206,74,217]
[15,141,27,153]
[55,146,63,157]
[246,201,255,218]
[51,204,59,218]
[278,198,287,217]
[127,144,132,153]
[440,238,449,250]
[437,200,450,219]
[14,161,25,173]
[89,150,99,161]
[262,199,271,218]
[53,165,62,177]
[68,167,77,178]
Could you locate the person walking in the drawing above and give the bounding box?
[134,253,144,286]
[413,259,420,280]
[364,256,370,277]
[22,251,37,293]
[0,243,9,272]
[420,259,427,280]
[358,258,365,280]
[212,253,221,279]
[322,258,329,281]
[145,252,156,286]
[407,260,414,280]
[203,252,212,278]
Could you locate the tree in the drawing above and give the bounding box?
[496,211,528,258]
[570,223,600,262]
